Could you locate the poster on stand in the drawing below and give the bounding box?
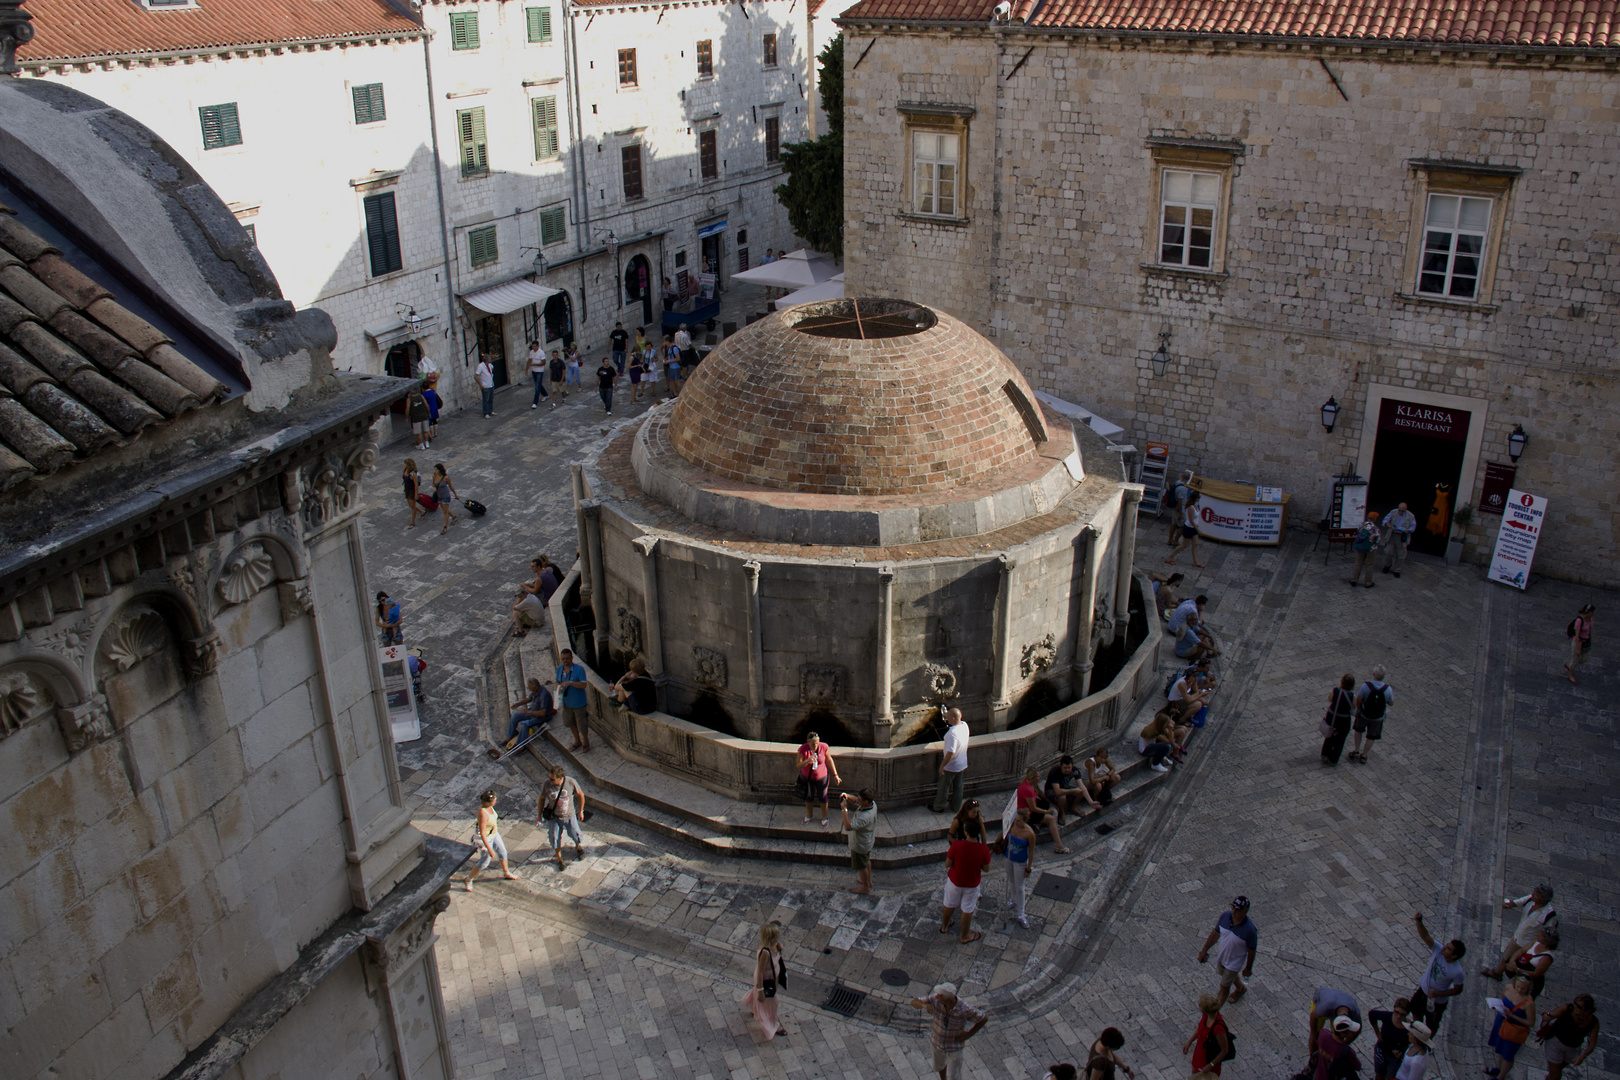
[379,644,421,743]
[1487,488,1546,590]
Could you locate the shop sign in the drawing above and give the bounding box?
[1479,461,1517,514]
[1487,488,1546,590]
[1378,399,1469,441]
[1196,496,1285,545]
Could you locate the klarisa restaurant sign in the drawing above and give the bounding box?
[1487,489,1546,590]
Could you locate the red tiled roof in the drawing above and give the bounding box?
[18,0,423,64]
[839,0,1620,48]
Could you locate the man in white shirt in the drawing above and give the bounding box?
[526,341,549,409]
[673,324,695,367]
[1381,502,1417,577]
[1483,884,1556,978]
[475,358,495,417]
[930,708,970,814]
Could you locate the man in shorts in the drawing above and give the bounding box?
[1168,595,1220,661]
[909,982,988,1080]
[555,648,591,752]
[1197,895,1258,1008]
[1349,665,1393,764]
[940,819,992,944]
[840,789,877,895]
[1045,755,1099,822]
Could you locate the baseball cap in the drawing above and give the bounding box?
[1231,896,1251,911]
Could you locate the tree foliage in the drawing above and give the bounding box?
[774,34,844,259]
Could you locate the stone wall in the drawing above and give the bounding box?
[840,30,1619,583]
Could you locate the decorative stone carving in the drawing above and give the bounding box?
[99,607,170,674]
[616,607,643,655]
[691,646,728,689]
[27,615,94,670]
[218,543,276,605]
[299,433,378,534]
[369,893,451,974]
[278,579,314,623]
[1020,633,1056,678]
[0,671,50,739]
[56,694,113,754]
[799,664,845,705]
[923,662,959,700]
[181,632,221,681]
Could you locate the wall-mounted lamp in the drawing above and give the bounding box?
[395,303,422,338]
[1508,424,1528,462]
[533,250,547,276]
[1320,397,1340,433]
[1150,327,1172,377]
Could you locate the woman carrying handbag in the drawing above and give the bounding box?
[740,922,787,1040]
[1320,673,1357,766]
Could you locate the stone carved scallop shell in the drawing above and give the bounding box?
[0,674,47,738]
[218,544,276,605]
[100,609,170,674]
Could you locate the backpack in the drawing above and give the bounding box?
[1353,526,1374,553]
[1360,683,1388,720]
[1203,1020,1236,1063]
[1566,619,1578,638]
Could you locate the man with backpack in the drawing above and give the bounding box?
[1166,470,1194,546]
[1349,665,1393,764]
[1349,510,1382,588]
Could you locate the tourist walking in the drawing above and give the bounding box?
[406,382,431,449]
[527,341,550,408]
[501,678,553,754]
[565,341,581,387]
[1563,604,1594,683]
[609,321,629,374]
[940,818,991,944]
[676,322,698,368]
[1166,470,1195,546]
[463,789,516,888]
[1407,912,1466,1029]
[548,349,567,404]
[1321,673,1357,766]
[1394,1022,1434,1080]
[839,789,877,895]
[664,334,683,397]
[1166,490,1207,567]
[1381,502,1417,577]
[423,374,441,442]
[1197,896,1257,1008]
[1349,666,1393,764]
[796,731,842,827]
[554,647,591,752]
[740,921,787,1041]
[1016,767,1070,852]
[1350,511,1383,588]
[1486,976,1537,1079]
[538,764,586,869]
[402,458,424,529]
[1484,885,1558,979]
[909,983,987,1080]
[1538,994,1599,1080]
[475,357,495,417]
[628,347,646,404]
[430,463,459,535]
[931,707,970,814]
[1367,998,1413,1080]
[1003,807,1036,927]
[375,591,403,645]
[596,357,617,415]
[1313,1016,1364,1080]
[1086,1028,1137,1080]
[1505,928,1558,998]
[1183,994,1232,1080]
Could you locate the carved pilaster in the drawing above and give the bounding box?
[56,695,113,755]
[989,553,1016,731]
[873,566,895,747]
[741,560,765,738]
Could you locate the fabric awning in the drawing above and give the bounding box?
[775,275,845,306]
[460,279,561,315]
[733,248,839,290]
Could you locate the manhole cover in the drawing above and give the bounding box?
[880,968,910,987]
[1095,822,1116,836]
[823,986,867,1017]
[1032,873,1079,904]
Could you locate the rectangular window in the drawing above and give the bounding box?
[696,39,713,77]
[911,131,958,216]
[363,192,403,276]
[1158,169,1220,269]
[621,144,643,199]
[198,102,242,150]
[532,96,560,159]
[242,222,256,245]
[449,10,480,50]
[1418,193,1492,300]
[763,33,777,67]
[457,107,488,178]
[351,83,386,125]
[525,6,552,43]
[699,129,718,179]
[468,224,498,267]
[738,247,749,272]
[539,205,567,246]
[618,48,637,87]
[764,116,780,164]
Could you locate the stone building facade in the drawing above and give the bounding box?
[837,0,1620,584]
[0,74,461,1080]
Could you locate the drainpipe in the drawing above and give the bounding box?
[1071,525,1099,699]
[1111,487,1143,644]
[564,0,590,260]
[989,553,1016,731]
[421,33,462,412]
[873,566,894,747]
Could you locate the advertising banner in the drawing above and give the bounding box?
[1487,488,1546,590]
[379,644,421,743]
[1196,495,1287,545]
[1479,462,1517,514]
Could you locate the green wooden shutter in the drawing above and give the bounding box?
[449,11,480,50]
[532,96,559,159]
[458,107,488,176]
[539,206,566,246]
[468,225,498,266]
[352,83,386,125]
[199,102,242,149]
[364,192,403,276]
[526,6,552,42]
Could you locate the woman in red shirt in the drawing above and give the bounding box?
[1017,767,1071,854]
[940,820,992,944]
[1182,993,1232,1078]
[796,732,841,828]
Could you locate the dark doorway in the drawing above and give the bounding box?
[475,315,508,387]
[542,290,573,346]
[700,231,724,290]
[384,343,414,415]
[1366,398,1470,557]
[624,254,652,326]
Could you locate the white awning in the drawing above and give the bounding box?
[460,279,562,315]
[733,249,839,290]
[775,275,845,306]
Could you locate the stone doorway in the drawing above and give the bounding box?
[1367,397,1470,557]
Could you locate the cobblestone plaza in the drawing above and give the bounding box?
[362,349,1615,1080]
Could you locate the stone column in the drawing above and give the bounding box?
[1111,487,1144,644]
[873,566,895,747]
[582,501,607,663]
[742,559,766,739]
[365,889,456,1079]
[570,464,591,606]
[631,536,664,683]
[1071,525,1100,699]
[989,553,1016,731]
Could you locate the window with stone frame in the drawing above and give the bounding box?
[1143,142,1239,275]
[618,49,637,87]
[448,10,480,50]
[525,6,552,43]
[1400,163,1515,306]
[696,39,713,78]
[763,33,778,67]
[1418,194,1492,299]
[764,116,780,164]
[621,145,644,200]
[699,129,718,180]
[911,130,959,217]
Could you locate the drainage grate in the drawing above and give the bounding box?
[1095,821,1116,836]
[1032,873,1080,904]
[823,986,867,1017]
[880,968,910,987]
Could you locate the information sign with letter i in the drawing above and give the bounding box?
[1486,489,1547,590]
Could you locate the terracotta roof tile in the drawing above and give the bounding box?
[17,0,423,64]
[839,0,1620,47]
[0,209,227,490]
